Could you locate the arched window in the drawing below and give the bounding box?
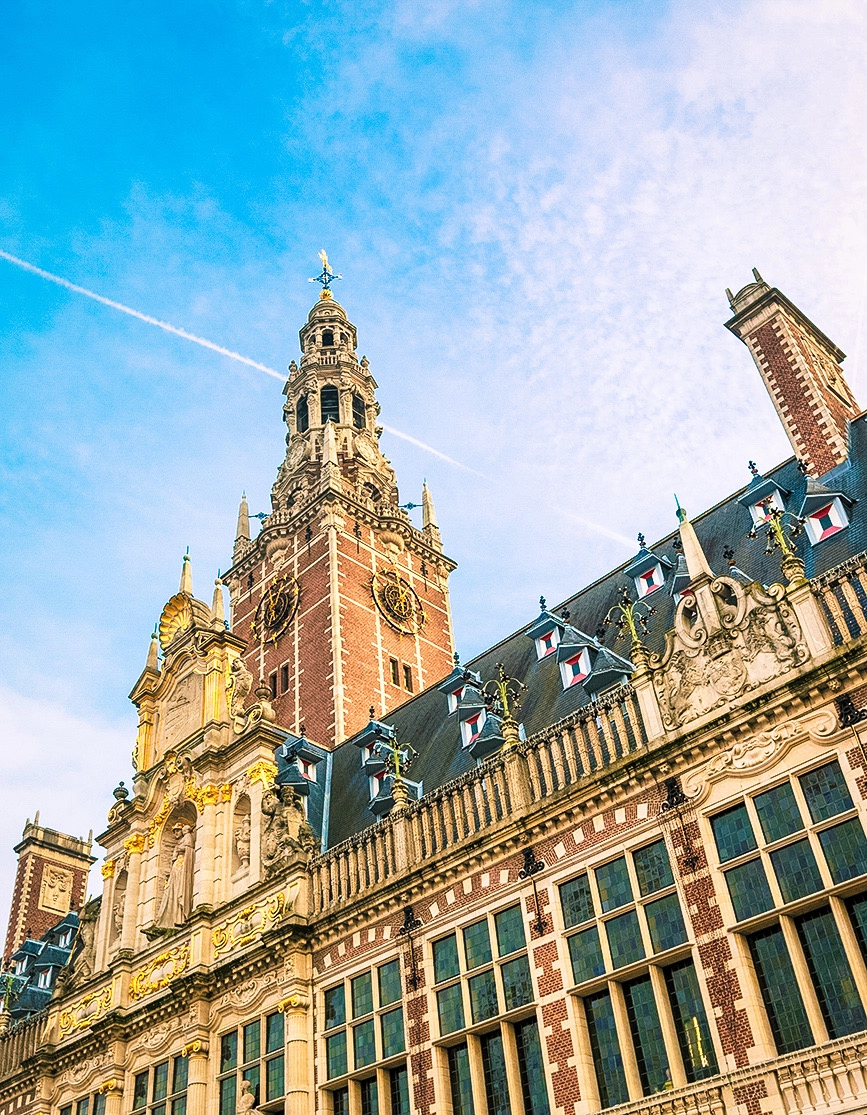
[320,384,340,423]
[321,330,334,347]
[296,394,309,433]
[352,394,366,430]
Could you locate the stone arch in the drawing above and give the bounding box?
[232,794,252,875]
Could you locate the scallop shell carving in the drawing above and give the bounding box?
[159,593,194,649]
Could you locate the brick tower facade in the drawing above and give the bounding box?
[223,286,456,750]
[3,818,93,960]
[726,269,860,476]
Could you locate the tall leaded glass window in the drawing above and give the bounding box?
[748,925,812,1054]
[514,1018,551,1115]
[320,384,340,423]
[296,394,309,433]
[796,908,866,1038]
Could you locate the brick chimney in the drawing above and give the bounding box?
[3,816,94,959]
[725,270,859,476]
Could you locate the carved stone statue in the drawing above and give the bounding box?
[112,891,126,939]
[155,824,195,928]
[56,904,98,992]
[228,657,254,731]
[234,814,251,869]
[261,784,317,878]
[236,1079,257,1113]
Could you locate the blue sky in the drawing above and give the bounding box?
[2,0,867,913]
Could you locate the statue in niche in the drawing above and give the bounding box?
[56,903,98,992]
[228,658,254,731]
[155,824,195,928]
[261,784,317,878]
[236,1079,257,1113]
[112,891,126,940]
[234,814,251,870]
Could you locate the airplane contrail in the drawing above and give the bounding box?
[0,247,634,549]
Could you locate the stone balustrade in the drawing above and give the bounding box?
[812,554,867,645]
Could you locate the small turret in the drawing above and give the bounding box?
[235,493,250,543]
[211,578,226,629]
[422,480,442,550]
[179,551,193,596]
[145,629,160,674]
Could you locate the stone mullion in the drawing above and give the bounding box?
[779,915,828,1045]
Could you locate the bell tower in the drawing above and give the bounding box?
[224,260,456,750]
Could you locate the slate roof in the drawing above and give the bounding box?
[323,417,867,849]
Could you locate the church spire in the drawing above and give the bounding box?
[235,493,250,542]
[422,481,438,529]
[179,550,193,595]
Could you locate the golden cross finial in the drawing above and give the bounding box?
[309,250,342,299]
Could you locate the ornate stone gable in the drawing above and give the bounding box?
[649,574,808,730]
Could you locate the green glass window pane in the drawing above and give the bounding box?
[133,1071,148,1109]
[152,1105,166,1115]
[748,932,811,1052]
[61,1107,73,1115]
[711,803,757,862]
[326,1030,347,1079]
[770,838,823,902]
[847,893,867,961]
[560,874,594,928]
[353,1018,376,1068]
[352,971,374,1018]
[360,1078,378,1115]
[480,1030,511,1115]
[797,908,867,1038]
[606,909,645,968]
[469,969,499,1023]
[800,760,854,822]
[568,925,605,984]
[332,1087,349,1115]
[325,984,346,1029]
[389,1066,411,1115]
[514,1018,551,1115]
[92,1096,106,1115]
[76,1100,89,1115]
[378,959,402,1006]
[243,1020,260,1064]
[665,960,718,1081]
[171,1099,186,1115]
[585,990,629,1108]
[381,1007,405,1057]
[754,782,804,843]
[266,1011,284,1054]
[448,1045,475,1115]
[596,856,633,911]
[153,1061,169,1101]
[725,858,774,921]
[244,1065,260,1106]
[220,1030,238,1073]
[433,934,460,983]
[645,892,688,953]
[494,905,526,956]
[820,818,867,883]
[463,919,493,969]
[218,1077,236,1115]
[266,1055,284,1101]
[634,839,674,896]
[172,1056,188,1094]
[437,983,465,1035]
[502,955,533,1010]
[624,975,671,1095]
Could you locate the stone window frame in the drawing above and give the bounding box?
[216,1010,286,1113]
[427,899,550,1115]
[129,1053,188,1115]
[553,832,716,1105]
[704,754,867,1054]
[319,955,410,1110]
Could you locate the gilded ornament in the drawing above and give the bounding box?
[278,994,309,1013]
[99,1079,121,1095]
[212,891,289,957]
[246,760,278,789]
[101,860,116,879]
[181,1039,209,1058]
[371,567,426,634]
[57,982,114,1039]
[146,797,173,847]
[129,944,191,1002]
[250,573,300,643]
[124,834,147,856]
[158,593,194,650]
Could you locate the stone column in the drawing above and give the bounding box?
[788,578,835,658]
[182,1040,210,1115]
[390,780,412,871]
[196,800,217,908]
[100,1080,124,1115]
[282,996,311,1115]
[629,645,665,742]
[121,836,145,951]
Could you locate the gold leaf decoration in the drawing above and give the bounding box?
[57,982,114,1039]
[212,892,289,958]
[129,945,191,1002]
[159,593,194,650]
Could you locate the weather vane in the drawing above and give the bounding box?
[309,249,342,298]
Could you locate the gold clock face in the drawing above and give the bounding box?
[372,568,426,634]
[252,574,300,641]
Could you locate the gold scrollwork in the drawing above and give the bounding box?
[246,760,278,789]
[129,945,191,1002]
[124,833,147,856]
[181,1039,209,1058]
[184,781,232,809]
[146,797,173,847]
[99,1079,122,1095]
[101,860,116,879]
[212,892,288,958]
[278,994,309,1013]
[57,983,114,1039]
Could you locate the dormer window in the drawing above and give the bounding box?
[747,491,785,525]
[320,385,340,423]
[14,960,26,975]
[352,393,366,430]
[461,711,486,747]
[446,685,465,713]
[559,648,591,688]
[804,499,848,544]
[299,759,317,781]
[536,627,561,659]
[296,394,309,434]
[37,969,51,989]
[635,564,664,597]
[58,930,72,948]
[321,329,335,347]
